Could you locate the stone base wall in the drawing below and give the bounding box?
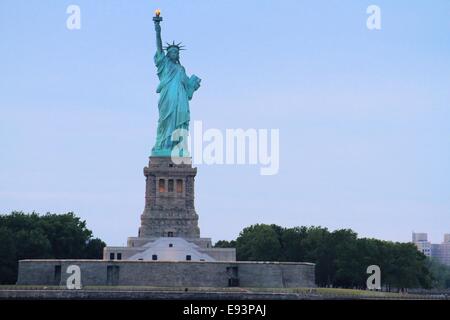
[17,260,316,288]
[140,157,200,238]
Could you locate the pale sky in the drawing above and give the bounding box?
[1,0,449,246]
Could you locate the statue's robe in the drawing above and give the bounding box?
[152,51,197,155]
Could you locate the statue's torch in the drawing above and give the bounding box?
[153,9,163,23]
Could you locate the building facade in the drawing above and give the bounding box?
[412,232,450,266]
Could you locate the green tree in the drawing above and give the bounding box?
[14,229,52,260]
[39,212,93,258]
[214,240,236,248]
[279,226,308,262]
[236,224,282,261]
[386,243,432,290]
[330,229,360,288]
[301,226,333,286]
[426,258,450,289]
[218,223,435,290]
[0,227,18,284]
[84,238,107,259]
[0,211,106,284]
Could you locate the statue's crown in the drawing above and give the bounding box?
[163,41,186,51]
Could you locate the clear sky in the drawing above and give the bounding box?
[1,0,449,246]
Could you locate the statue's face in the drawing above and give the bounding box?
[167,48,179,62]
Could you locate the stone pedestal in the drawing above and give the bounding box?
[103,155,235,261]
[139,157,200,238]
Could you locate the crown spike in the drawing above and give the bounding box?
[162,40,187,52]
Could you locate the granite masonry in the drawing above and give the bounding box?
[16,157,316,288]
[17,260,316,288]
[102,157,236,263]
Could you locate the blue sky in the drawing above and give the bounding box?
[1,0,449,245]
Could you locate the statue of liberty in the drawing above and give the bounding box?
[151,11,201,157]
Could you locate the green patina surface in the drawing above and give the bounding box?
[151,15,201,157]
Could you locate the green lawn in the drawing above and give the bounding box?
[0,285,446,299]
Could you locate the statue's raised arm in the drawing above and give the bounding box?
[153,10,163,54]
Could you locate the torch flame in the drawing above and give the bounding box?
[155,9,161,17]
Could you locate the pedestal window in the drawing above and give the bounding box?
[159,179,165,193]
[176,179,183,193]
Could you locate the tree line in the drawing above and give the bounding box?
[1,212,449,289]
[215,224,450,290]
[0,211,105,284]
